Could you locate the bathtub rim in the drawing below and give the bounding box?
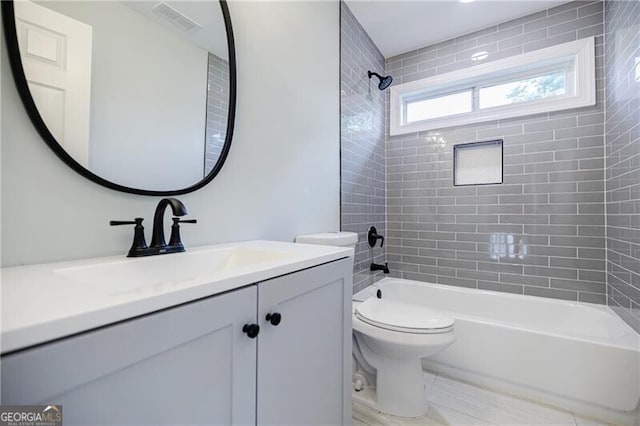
[354,277,640,352]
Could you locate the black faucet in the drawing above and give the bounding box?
[150,198,188,250]
[111,198,197,257]
[370,262,390,274]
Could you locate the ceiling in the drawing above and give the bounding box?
[345,0,568,58]
[123,1,228,60]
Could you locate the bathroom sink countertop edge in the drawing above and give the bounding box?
[1,240,353,354]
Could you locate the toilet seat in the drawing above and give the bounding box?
[355,298,454,334]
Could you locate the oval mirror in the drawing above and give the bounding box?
[2,0,236,195]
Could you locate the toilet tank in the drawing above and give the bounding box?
[295,232,358,250]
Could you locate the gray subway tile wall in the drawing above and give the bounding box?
[205,53,230,175]
[341,3,387,292]
[605,0,640,332]
[384,1,607,303]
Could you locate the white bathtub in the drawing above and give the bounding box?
[354,278,640,424]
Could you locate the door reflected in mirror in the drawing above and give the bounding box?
[8,0,234,193]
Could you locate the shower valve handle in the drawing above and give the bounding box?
[367,226,385,248]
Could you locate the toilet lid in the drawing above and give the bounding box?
[355,298,454,334]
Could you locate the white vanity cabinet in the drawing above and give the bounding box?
[1,286,258,425]
[1,257,352,425]
[257,259,352,425]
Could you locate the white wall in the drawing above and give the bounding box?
[1,1,340,267]
[37,1,209,190]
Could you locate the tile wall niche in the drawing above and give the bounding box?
[341,2,387,292]
[384,1,607,303]
[605,0,640,331]
[205,52,230,176]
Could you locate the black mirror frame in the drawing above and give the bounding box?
[1,0,237,196]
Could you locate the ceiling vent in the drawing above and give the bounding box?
[152,3,202,32]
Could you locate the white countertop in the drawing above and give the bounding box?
[1,240,353,354]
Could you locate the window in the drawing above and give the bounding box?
[390,37,596,136]
[406,68,570,123]
[406,90,472,122]
[478,70,567,109]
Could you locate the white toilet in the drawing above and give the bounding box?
[352,296,455,417]
[295,231,455,418]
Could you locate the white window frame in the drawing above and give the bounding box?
[390,37,596,136]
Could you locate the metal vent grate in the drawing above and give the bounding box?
[152,3,202,32]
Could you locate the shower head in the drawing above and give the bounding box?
[368,71,393,90]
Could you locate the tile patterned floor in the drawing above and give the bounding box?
[352,371,615,426]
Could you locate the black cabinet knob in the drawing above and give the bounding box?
[242,323,260,338]
[265,312,282,326]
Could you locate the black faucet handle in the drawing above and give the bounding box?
[110,217,144,226]
[175,219,197,224]
[171,218,197,226]
[168,217,197,248]
[110,218,148,257]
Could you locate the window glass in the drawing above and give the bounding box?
[406,91,472,123]
[479,70,566,109]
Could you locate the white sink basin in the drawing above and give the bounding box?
[55,246,296,294]
[1,240,354,354]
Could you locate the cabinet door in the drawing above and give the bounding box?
[2,286,258,426]
[257,258,353,425]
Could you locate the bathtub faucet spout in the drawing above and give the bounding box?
[371,262,390,274]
